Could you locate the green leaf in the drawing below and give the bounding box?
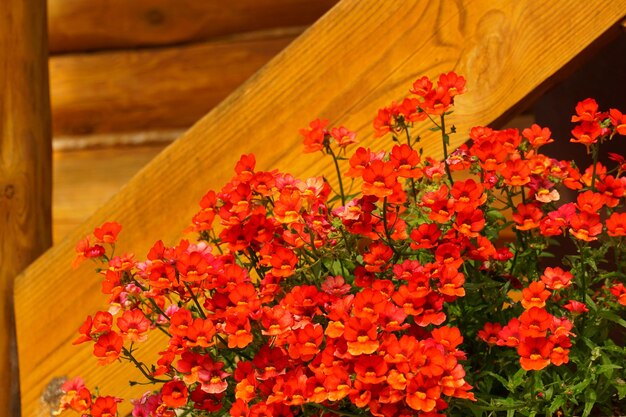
[597,310,626,329]
[596,364,622,376]
[616,379,626,400]
[582,389,597,417]
[484,371,510,389]
[547,396,566,415]
[510,368,527,389]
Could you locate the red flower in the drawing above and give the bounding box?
[90,396,120,417]
[362,242,393,272]
[93,331,123,365]
[518,337,552,371]
[569,211,602,241]
[478,322,502,345]
[117,309,151,343]
[406,374,441,412]
[570,121,602,150]
[606,212,626,237]
[502,157,531,187]
[563,300,589,314]
[300,119,329,153]
[522,124,554,148]
[540,267,573,290]
[287,322,324,361]
[161,380,188,408]
[521,282,551,310]
[610,283,626,305]
[93,221,122,244]
[512,203,543,231]
[519,307,552,338]
[344,317,379,355]
[354,355,388,384]
[362,160,398,198]
[330,126,358,147]
[389,144,421,178]
[571,98,599,122]
[609,108,626,135]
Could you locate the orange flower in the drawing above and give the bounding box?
[569,211,602,241]
[453,208,485,238]
[300,118,328,153]
[161,380,188,408]
[576,190,605,214]
[344,317,379,355]
[354,355,388,384]
[450,179,486,212]
[519,307,552,338]
[93,221,122,244]
[610,283,626,305]
[521,282,551,310]
[570,121,602,150]
[522,124,554,148]
[518,337,552,371]
[287,323,323,361]
[502,157,531,187]
[512,203,543,231]
[609,108,626,135]
[117,309,151,343]
[362,160,398,198]
[571,98,599,122]
[389,144,421,178]
[330,126,358,147]
[90,396,120,417]
[186,318,216,348]
[93,331,123,365]
[406,374,441,412]
[224,313,253,349]
[540,267,573,290]
[606,212,626,237]
[478,322,502,345]
[362,242,393,272]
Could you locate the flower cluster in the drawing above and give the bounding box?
[60,72,626,417]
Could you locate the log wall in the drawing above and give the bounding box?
[0,0,51,414]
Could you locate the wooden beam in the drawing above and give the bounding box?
[50,32,297,136]
[48,0,338,53]
[16,0,626,415]
[0,0,52,415]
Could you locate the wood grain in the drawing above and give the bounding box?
[48,0,338,53]
[50,33,297,136]
[16,0,626,415]
[53,144,167,243]
[0,0,52,415]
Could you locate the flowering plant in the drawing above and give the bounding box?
[58,72,626,417]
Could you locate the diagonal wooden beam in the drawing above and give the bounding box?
[15,0,626,415]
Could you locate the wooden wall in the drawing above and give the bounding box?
[50,0,338,242]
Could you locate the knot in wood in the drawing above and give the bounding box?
[4,184,15,199]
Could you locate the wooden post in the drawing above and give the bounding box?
[0,0,52,414]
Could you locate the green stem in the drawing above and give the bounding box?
[327,146,346,206]
[183,281,207,319]
[122,346,167,384]
[440,115,453,184]
[590,143,600,191]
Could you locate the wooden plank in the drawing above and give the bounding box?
[50,32,297,136]
[53,144,167,243]
[0,0,51,415]
[16,0,626,415]
[48,0,338,53]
